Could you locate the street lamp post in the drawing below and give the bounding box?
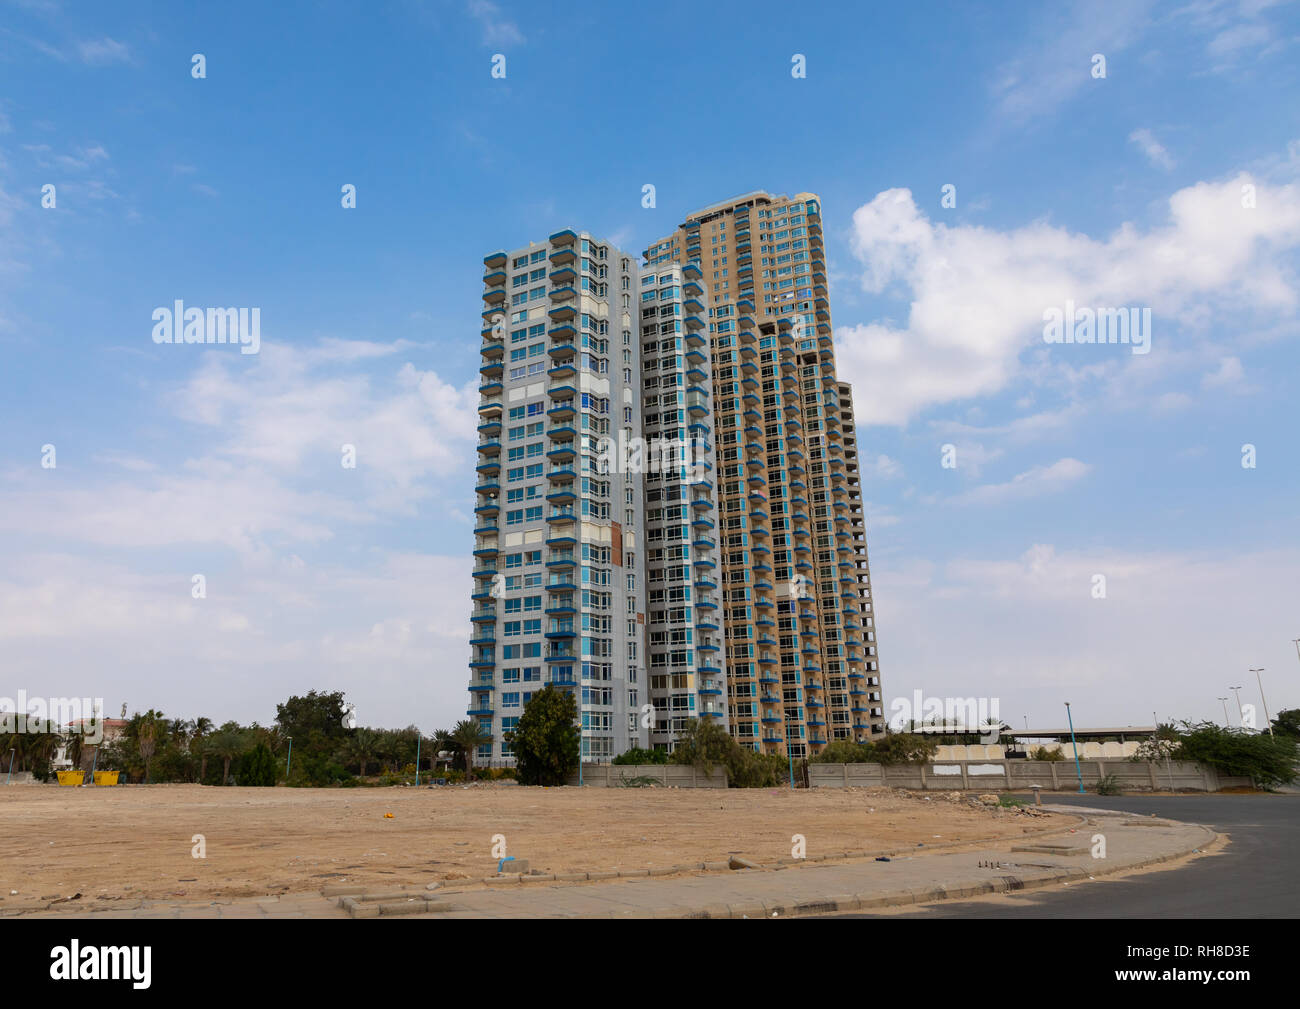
[5,748,14,785]
[1230,686,1245,727]
[1218,697,1230,727]
[284,737,293,780]
[1064,702,1085,794]
[1251,668,1273,737]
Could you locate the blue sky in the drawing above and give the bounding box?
[1,0,1298,734]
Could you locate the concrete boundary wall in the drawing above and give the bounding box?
[568,764,727,788]
[809,760,1252,792]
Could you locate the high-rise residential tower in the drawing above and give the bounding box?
[644,191,886,758]
[469,194,884,769]
[472,232,648,766]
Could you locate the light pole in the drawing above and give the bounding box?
[1251,668,1273,737]
[1064,702,1084,793]
[414,732,421,787]
[284,737,293,780]
[1230,686,1245,727]
[5,748,14,785]
[1218,697,1230,727]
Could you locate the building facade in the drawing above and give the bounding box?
[644,191,886,758]
[469,192,885,767]
[473,232,647,765]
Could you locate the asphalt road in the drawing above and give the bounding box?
[843,793,1299,918]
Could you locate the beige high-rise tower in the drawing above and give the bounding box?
[645,191,885,759]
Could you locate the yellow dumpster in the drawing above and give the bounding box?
[93,771,119,786]
[56,770,86,786]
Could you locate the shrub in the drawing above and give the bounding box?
[1094,774,1121,795]
[869,733,938,765]
[1172,722,1298,788]
[670,718,787,787]
[241,743,277,786]
[809,739,875,763]
[290,753,353,787]
[612,747,669,765]
[1030,746,1065,761]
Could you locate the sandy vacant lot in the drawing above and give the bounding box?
[0,783,1060,906]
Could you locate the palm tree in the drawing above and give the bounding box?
[207,724,248,785]
[66,731,86,772]
[451,719,491,781]
[343,728,380,778]
[432,729,454,769]
[135,710,164,784]
[192,717,213,782]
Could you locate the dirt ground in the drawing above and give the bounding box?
[0,783,1063,906]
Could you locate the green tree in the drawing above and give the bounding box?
[670,717,786,787]
[432,729,454,769]
[1270,708,1300,741]
[507,686,579,786]
[342,728,380,778]
[274,690,349,761]
[451,719,492,781]
[208,723,249,785]
[135,710,164,783]
[1172,721,1298,788]
[242,742,278,786]
[191,717,214,782]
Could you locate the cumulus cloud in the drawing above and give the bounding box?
[835,162,1300,426]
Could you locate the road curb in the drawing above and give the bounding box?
[674,822,1220,919]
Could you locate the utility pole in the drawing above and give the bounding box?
[1251,668,1273,738]
[1065,702,1085,794]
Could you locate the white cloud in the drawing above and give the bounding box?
[835,160,1300,426]
[467,0,524,46]
[950,458,1091,506]
[873,542,1300,727]
[0,550,473,730]
[862,453,902,479]
[1201,354,1248,390]
[990,0,1155,122]
[77,37,130,65]
[1129,127,1175,170]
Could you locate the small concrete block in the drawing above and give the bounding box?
[728,856,759,870]
[586,871,618,881]
[554,872,586,881]
[618,869,649,878]
[702,861,730,872]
